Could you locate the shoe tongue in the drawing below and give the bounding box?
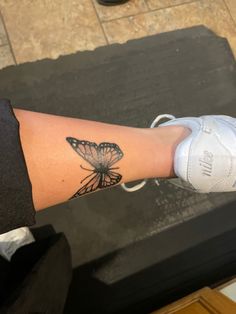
[174,134,193,181]
[159,117,200,183]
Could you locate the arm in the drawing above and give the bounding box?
[14,109,189,210]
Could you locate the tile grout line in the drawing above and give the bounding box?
[145,0,200,15]
[222,0,236,30]
[0,9,17,64]
[100,0,199,24]
[90,0,109,45]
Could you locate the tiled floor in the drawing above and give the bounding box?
[0,0,236,68]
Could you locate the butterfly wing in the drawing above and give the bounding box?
[66,137,100,168]
[98,142,123,168]
[99,170,122,188]
[71,170,121,198]
[71,172,101,198]
[67,138,123,198]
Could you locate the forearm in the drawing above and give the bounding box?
[14,109,188,211]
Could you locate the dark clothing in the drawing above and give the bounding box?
[0,100,71,313]
[0,99,35,234]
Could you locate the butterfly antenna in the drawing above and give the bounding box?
[80,165,93,171]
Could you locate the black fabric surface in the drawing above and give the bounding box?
[0,99,35,234]
[65,201,236,314]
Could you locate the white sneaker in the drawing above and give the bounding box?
[121,114,236,193]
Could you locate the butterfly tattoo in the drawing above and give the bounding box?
[66,137,123,198]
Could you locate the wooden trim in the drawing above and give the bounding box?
[152,288,236,313]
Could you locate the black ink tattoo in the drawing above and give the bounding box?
[66,137,123,198]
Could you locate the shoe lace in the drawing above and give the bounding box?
[121,114,176,192]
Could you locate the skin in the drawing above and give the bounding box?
[13,109,190,211]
